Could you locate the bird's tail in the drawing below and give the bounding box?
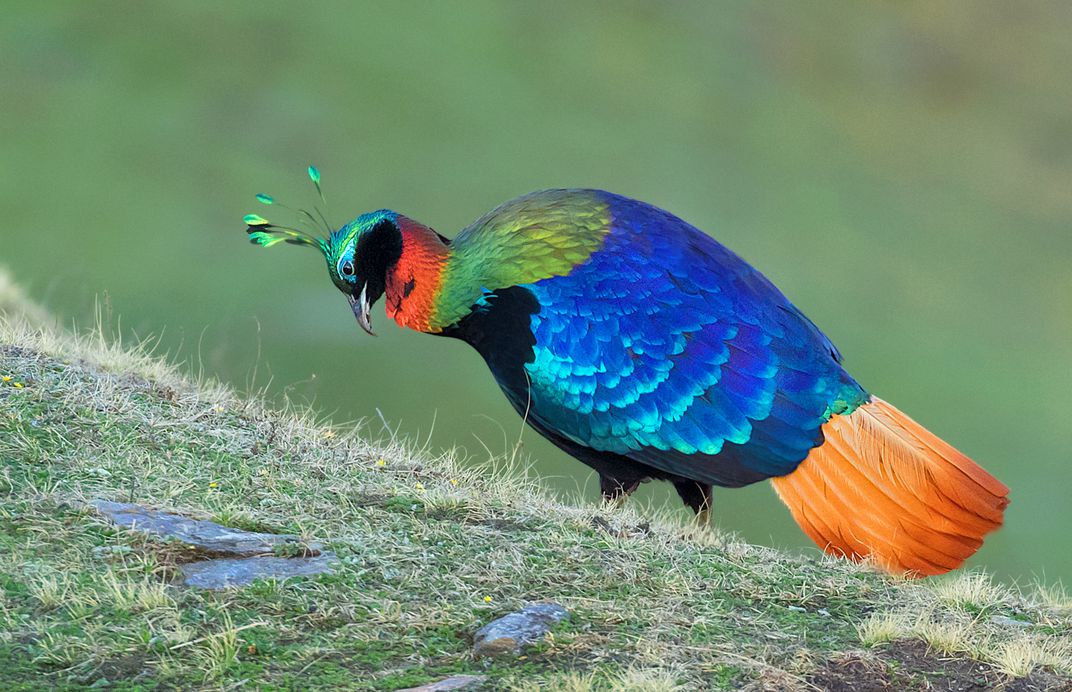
[771,397,1009,577]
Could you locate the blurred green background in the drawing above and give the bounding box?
[2,2,1069,583]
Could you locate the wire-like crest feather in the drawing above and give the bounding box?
[243,165,332,256]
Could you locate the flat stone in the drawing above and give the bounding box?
[92,500,319,557]
[398,675,487,691]
[472,602,568,658]
[990,615,1032,629]
[180,554,337,589]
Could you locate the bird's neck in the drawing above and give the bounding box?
[383,217,451,333]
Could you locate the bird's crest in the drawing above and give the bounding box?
[243,165,332,257]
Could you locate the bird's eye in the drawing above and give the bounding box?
[341,260,355,277]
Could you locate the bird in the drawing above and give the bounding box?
[245,168,1009,577]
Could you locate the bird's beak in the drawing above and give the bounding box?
[348,284,376,336]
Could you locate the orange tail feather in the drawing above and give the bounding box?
[771,397,1009,577]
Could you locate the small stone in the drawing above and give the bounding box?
[91,500,319,557]
[472,602,569,658]
[990,615,1031,629]
[398,675,487,691]
[180,554,337,589]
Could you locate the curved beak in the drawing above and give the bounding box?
[348,284,376,336]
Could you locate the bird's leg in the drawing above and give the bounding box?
[674,480,714,527]
[599,475,642,509]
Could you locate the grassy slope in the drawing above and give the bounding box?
[1,277,1070,691]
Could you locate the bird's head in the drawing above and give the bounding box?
[324,210,403,335]
[244,166,449,335]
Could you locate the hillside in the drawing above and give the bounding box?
[1,274,1070,690]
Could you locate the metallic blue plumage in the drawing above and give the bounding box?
[514,192,868,487]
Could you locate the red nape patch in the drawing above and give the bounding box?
[384,216,450,333]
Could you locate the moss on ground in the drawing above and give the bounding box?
[1,279,1070,690]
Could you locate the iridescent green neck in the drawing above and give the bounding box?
[426,190,612,331]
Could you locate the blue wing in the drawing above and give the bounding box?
[518,192,868,487]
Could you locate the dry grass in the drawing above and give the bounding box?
[1035,581,1072,614]
[856,584,1072,679]
[931,572,1006,609]
[94,571,176,614]
[855,612,908,647]
[1,279,1070,690]
[507,667,687,692]
[25,571,74,610]
[914,617,973,656]
[0,267,54,331]
[992,634,1072,678]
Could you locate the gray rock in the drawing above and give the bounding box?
[180,554,337,589]
[990,615,1032,629]
[472,602,569,658]
[91,500,319,557]
[398,675,487,691]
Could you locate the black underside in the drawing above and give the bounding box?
[440,286,714,514]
